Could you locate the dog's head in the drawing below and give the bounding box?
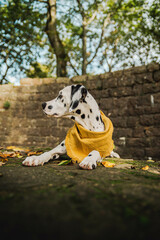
[42,84,88,117]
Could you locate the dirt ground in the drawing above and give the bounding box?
[0,154,160,240]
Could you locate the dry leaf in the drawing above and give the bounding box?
[27,151,37,156]
[6,146,30,152]
[147,160,155,162]
[102,161,115,168]
[27,151,43,156]
[58,160,72,166]
[142,165,149,170]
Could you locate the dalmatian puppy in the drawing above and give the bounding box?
[22,84,120,169]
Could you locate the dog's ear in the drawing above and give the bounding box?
[69,85,88,112]
[80,87,87,102]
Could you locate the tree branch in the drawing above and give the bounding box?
[87,14,111,66]
[85,10,97,25]
[68,56,80,75]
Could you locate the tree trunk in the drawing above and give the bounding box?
[82,16,87,75]
[45,0,67,77]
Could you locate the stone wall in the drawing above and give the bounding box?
[0,63,160,160]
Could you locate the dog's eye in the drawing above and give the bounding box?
[57,94,63,100]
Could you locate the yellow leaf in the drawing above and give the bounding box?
[27,151,43,156]
[58,160,72,166]
[27,151,37,156]
[6,146,30,152]
[147,160,155,162]
[102,160,115,168]
[142,165,149,170]
[16,153,23,158]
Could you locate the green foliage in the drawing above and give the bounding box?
[25,62,54,78]
[3,101,10,110]
[0,0,49,84]
[0,0,159,83]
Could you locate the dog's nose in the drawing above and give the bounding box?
[42,102,47,109]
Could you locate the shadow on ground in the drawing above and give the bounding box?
[0,156,160,240]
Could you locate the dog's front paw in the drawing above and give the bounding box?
[79,157,97,170]
[22,155,44,166]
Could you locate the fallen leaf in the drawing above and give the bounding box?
[147,160,155,162]
[102,160,115,168]
[6,146,30,152]
[27,151,43,156]
[16,153,23,158]
[142,165,149,170]
[58,160,72,166]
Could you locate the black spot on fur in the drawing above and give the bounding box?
[71,85,82,99]
[96,116,99,121]
[81,114,85,119]
[57,94,63,100]
[71,116,75,120]
[90,109,92,113]
[64,103,66,107]
[88,154,92,157]
[88,115,90,118]
[81,87,87,100]
[72,100,79,109]
[61,143,64,147]
[76,109,81,114]
[62,99,64,103]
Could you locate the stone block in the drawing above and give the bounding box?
[103,78,117,88]
[71,75,87,83]
[126,138,147,147]
[153,70,160,82]
[112,70,123,78]
[147,62,159,72]
[42,78,56,84]
[142,82,160,94]
[132,127,145,138]
[21,78,42,86]
[87,74,100,81]
[100,72,112,80]
[131,65,147,74]
[56,77,70,84]
[145,147,160,159]
[135,73,153,84]
[0,84,14,92]
[127,117,139,127]
[124,147,145,159]
[114,128,133,138]
[86,79,102,90]
[111,117,128,128]
[140,115,154,126]
[118,74,135,87]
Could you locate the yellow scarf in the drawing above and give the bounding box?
[65,111,114,163]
